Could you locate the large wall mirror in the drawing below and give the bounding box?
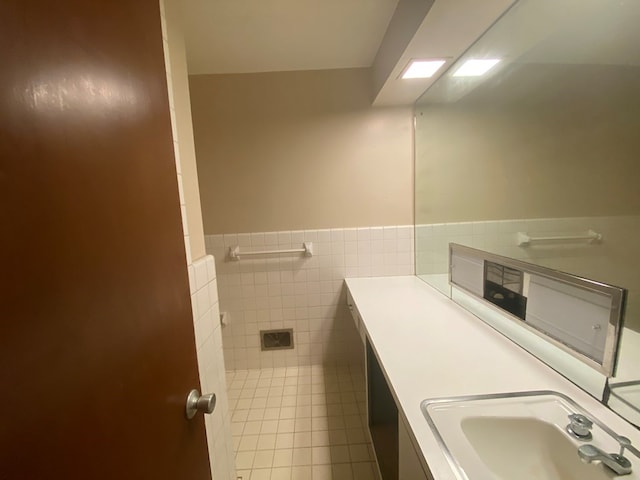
[414,0,640,426]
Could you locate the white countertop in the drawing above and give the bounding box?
[345,276,640,480]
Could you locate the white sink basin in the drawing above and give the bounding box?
[421,391,637,480]
[462,416,611,480]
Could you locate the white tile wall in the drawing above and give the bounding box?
[161,3,236,479]
[189,256,236,480]
[205,226,415,370]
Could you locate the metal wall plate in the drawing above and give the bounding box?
[260,328,294,351]
[449,243,627,376]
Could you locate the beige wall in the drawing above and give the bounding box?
[189,68,414,234]
[164,0,206,259]
[415,96,640,225]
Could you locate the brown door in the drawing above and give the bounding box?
[0,1,212,479]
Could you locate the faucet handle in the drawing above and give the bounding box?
[619,436,631,454]
[616,436,640,459]
[578,444,633,475]
[567,413,593,440]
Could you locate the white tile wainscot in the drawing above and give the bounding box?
[205,226,414,370]
[188,256,236,480]
[345,276,640,480]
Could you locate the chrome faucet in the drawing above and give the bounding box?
[578,444,632,475]
[578,436,639,476]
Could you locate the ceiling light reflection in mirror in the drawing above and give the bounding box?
[402,60,447,79]
[452,59,501,77]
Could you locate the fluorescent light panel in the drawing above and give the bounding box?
[453,59,501,77]
[402,60,446,79]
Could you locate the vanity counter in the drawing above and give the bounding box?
[345,276,640,480]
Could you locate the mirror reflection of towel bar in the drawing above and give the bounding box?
[229,242,313,260]
[517,230,602,247]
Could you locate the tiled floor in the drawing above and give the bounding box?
[227,365,379,480]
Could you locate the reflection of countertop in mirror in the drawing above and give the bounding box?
[614,328,640,383]
[609,383,640,428]
[609,328,640,426]
[346,276,640,480]
[416,273,450,296]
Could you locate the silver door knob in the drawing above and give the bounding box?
[185,389,216,420]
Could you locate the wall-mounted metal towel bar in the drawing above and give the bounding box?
[229,242,313,260]
[517,230,602,247]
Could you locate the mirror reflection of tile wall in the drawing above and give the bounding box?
[415,215,640,332]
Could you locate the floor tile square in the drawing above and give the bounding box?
[248,408,266,421]
[311,446,331,465]
[291,465,311,480]
[311,417,328,431]
[332,463,354,480]
[257,434,277,450]
[238,435,259,451]
[295,405,311,418]
[311,405,327,417]
[351,462,377,479]
[249,468,271,480]
[244,421,262,435]
[280,406,296,419]
[346,427,366,444]
[272,449,293,468]
[278,418,295,433]
[311,464,332,480]
[329,429,348,445]
[266,397,282,408]
[348,443,370,462]
[281,395,297,407]
[275,433,294,449]
[293,431,312,448]
[261,420,279,434]
[253,450,274,469]
[294,418,311,432]
[330,445,350,463]
[236,451,255,470]
[291,447,312,466]
[311,430,330,447]
[270,467,292,480]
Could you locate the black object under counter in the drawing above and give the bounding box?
[367,338,399,480]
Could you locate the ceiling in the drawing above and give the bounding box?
[175,0,516,106]
[178,0,399,75]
